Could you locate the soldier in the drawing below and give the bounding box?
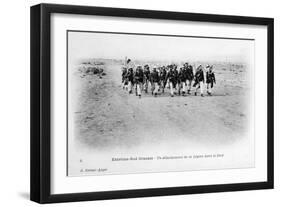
[206,65,216,96]
[193,65,205,97]
[159,66,167,93]
[125,58,135,69]
[178,67,187,96]
[123,58,135,90]
[166,65,178,97]
[150,67,160,97]
[143,64,150,93]
[126,67,134,94]
[134,66,144,98]
[174,65,180,95]
[121,66,128,90]
[185,63,194,94]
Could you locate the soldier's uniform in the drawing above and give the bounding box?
[175,66,180,95]
[206,66,216,95]
[143,65,150,93]
[134,66,144,98]
[186,64,194,94]
[193,65,205,96]
[160,67,167,93]
[126,68,134,94]
[150,68,160,97]
[123,58,135,91]
[166,66,178,97]
[121,67,128,90]
[178,67,187,95]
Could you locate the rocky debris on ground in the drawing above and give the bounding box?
[78,61,106,77]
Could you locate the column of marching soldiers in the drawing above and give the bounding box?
[121,59,216,98]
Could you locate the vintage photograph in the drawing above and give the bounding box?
[67,31,255,176]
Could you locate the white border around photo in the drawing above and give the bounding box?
[50,13,267,195]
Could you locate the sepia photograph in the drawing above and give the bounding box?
[67,30,255,176]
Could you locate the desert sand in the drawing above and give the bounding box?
[70,59,251,150]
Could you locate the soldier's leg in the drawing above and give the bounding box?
[195,83,199,96]
[154,83,159,96]
[169,82,174,97]
[182,82,186,95]
[167,80,170,89]
[207,83,212,95]
[151,82,155,95]
[128,81,132,93]
[144,80,147,93]
[137,83,141,97]
[179,82,182,94]
[175,83,179,95]
[187,80,191,94]
[200,81,204,96]
[132,83,135,94]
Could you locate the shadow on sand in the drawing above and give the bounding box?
[18,192,29,200]
[125,91,228,98]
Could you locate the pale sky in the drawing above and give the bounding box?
[68,31,254,64]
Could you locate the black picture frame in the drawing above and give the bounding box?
[30,3,274,204]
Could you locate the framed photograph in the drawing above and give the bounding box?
[30,3,274,203]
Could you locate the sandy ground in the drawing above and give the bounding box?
[70,60,251,150]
